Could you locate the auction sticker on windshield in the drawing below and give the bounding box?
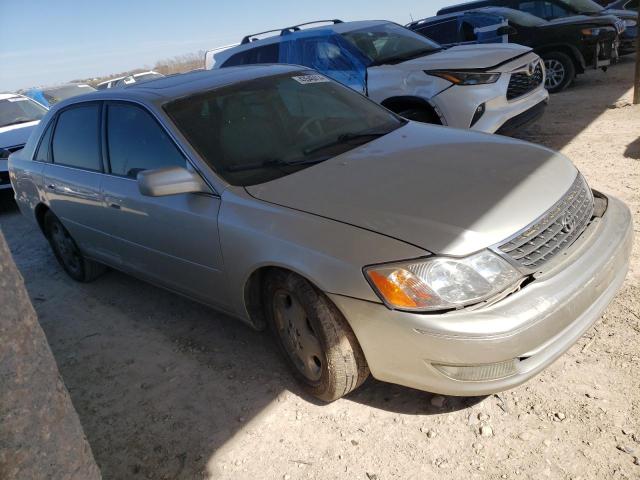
[292,74,330,85]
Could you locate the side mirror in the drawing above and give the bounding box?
[496,25,518,36]
[137,166,211,197]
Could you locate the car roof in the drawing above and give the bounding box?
[0,93,21,100]
[50,65,308,107]
[214,20,391,62]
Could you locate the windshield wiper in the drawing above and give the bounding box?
[303,130,389,155]
[224,157,328,173]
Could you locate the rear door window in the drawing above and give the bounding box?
[106,103,186,178]
[51,104,102,171]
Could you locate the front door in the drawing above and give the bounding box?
[98,102,229,308]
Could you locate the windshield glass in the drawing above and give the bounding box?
[43,84,95,105]
[0,97,47,128]
[342,23,442,66]
[558,0,603,13]
[482,8,549,26]
[165,72,403,187]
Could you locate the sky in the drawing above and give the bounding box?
[0,0,457,92]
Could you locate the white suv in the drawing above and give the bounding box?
[207,20,549,133]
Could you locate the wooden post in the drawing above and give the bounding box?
[634,2,640,104]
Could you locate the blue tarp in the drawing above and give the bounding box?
[277,29,369,94]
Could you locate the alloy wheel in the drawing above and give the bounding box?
[273,290,323,382]
[544,59,565,91]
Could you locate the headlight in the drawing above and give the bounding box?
[426,70,501,86]
[364,251,523,312]
[624,19,637,28]
[581,27,603,36]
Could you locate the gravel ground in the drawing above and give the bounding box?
[1,56,639,480]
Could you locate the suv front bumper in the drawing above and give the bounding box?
[329,195,633,396]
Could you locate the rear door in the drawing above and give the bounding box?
[43,102,112,261]
[99,101,229,307]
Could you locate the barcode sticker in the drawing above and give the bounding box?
[292,74,330,85]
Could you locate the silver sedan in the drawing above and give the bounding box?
[9,65,633,401]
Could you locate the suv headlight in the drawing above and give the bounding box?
[426,70,501,86]
[364,251,523,312]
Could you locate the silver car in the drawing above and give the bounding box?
[9,66,633,401]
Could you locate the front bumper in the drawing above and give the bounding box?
[432,72,549,134]
[0,159,11,191]
[330,195,633,396]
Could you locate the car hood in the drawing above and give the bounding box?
[0,121,39,149]
[604,9,638,20]
[396,43,532,72]
[246,122,578,256]
[548,14,621,27]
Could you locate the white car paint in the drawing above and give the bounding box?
[207,20,549,133]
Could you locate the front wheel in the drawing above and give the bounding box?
[543,52,576,93]
[263,270,369,402]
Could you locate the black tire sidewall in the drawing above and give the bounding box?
[44,212,87,282]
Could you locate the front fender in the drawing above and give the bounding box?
[218,188,428,324]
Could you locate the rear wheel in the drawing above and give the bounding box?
[263,270,369,402]
[44,211,106,282]
[543,52,575,93]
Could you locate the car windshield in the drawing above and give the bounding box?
[481,8,549,26]
[342,23,442,66]
[558,0,604,13]
[43,84,95,105]
[0,97,47,128]
[164,72,404,187]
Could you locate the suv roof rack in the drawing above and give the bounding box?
[240,19,344,44]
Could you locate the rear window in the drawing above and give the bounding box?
[222,43,281,67]
[52,104,102,171]
[413,19,460,44]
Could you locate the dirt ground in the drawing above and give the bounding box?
[1,57,639,480]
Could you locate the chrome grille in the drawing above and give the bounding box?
[498,175,594,270]
[507,61,544,100]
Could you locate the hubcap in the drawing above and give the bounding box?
[273,291,323,382]
[51,223,82,275]
[544,59,565,90]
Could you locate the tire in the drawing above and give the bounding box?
[44,211,106,282]
[263,270,370,402]
[397,106,441,124]
[542,52,576,94]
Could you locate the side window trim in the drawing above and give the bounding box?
[103,100,218,195]
[50,101,105,173]
[32,116,58,163]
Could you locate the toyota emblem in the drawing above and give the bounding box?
[561,215,576,234]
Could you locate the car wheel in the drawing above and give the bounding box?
[44,211,106,282]
[397,106,441,124]
[263,270,370,402]
[542,52,575,93]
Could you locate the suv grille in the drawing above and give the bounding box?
[507,61,544,101]
[497,175,594,270]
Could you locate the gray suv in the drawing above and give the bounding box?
[9,66,633,401]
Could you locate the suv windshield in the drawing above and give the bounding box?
[558,0,604,13]
[165,72,404,187]
[43,84,95,105]
[342,23,442,66]
[0,97,47,128]
[481,8,549,26]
